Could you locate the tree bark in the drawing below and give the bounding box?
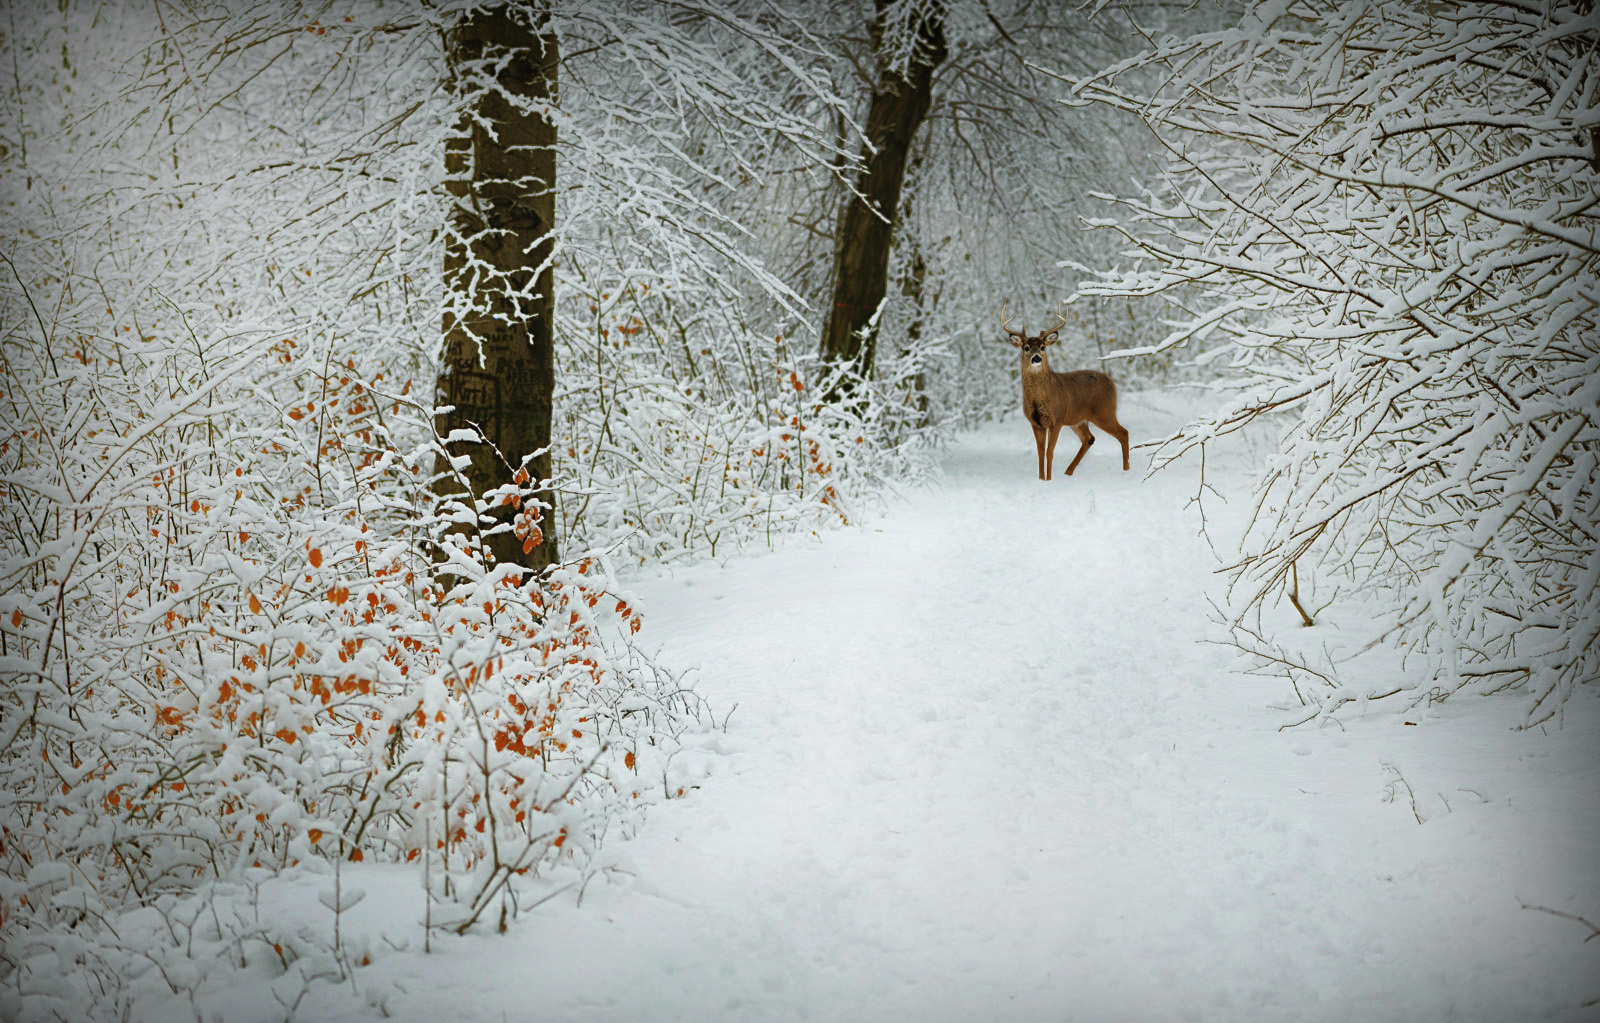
[898,143,933,425]
[433,5,560,575]
[900,240,932,424]
[818,0,947,384]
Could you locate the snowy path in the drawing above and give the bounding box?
[347,397,1598,1023]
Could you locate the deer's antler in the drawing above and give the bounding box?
[1000,300,1028,345]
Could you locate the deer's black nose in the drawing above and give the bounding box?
[1030,355,1042,365]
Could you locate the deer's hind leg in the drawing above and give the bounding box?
[1091,412,1130,471]
[1063,422,1095,476]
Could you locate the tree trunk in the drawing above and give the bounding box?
[818,0,947,385]
[900,241,931,425]
[898,143,933,425]
[433,6,560,575]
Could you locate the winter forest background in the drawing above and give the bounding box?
[2,0,1596,1020]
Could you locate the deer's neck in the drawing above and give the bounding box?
[1021,359,1062,429]
[1021,359,1056,393]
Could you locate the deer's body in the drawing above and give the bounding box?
[1004,306,1130,480]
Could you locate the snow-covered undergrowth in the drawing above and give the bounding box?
[0,315,710,1021]
[0,309,928,1020]
[554,297,941,567]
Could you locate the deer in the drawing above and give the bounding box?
[1002,303,1130,481]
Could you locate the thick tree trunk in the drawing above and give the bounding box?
[433,6,560,574]
[818,0,947,383]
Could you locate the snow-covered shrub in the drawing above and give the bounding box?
[0,285,706,1015]
[554,272,941,565]
[1062,0,1599,723]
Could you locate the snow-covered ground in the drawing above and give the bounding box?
[284,393,1598,1023]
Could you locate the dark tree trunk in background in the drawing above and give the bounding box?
[898,143,933,425]
[433,6,560,574]
[819,0,947,386]
[900,240,932,424]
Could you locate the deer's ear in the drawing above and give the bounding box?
[1041,331,1060,347]
[1008,334,1026,348]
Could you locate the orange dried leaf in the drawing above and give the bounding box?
[308,548,323,568]
[248,593,262,614]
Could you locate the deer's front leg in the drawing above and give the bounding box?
[1031,422,1048,480]
[1045,425,1063,480]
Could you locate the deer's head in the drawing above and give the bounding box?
[1001,303,1066,373]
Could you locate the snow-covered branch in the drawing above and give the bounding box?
[1063,0,1599,723]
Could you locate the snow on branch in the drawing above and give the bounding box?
[1062,0,1599,725]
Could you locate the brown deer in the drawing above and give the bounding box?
[1003,304,1129,480]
